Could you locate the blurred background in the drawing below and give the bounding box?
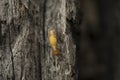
[79,0,120,80]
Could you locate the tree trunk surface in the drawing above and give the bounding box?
[0,0,81,80]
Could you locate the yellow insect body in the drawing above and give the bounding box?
[48,28,59,55]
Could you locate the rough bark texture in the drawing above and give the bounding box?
[0,0,81,80]
[41,0,81,80]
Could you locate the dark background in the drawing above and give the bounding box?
[79,0,120,80]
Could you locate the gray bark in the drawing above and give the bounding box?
[0,0,81,80]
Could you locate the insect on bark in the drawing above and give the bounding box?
[48,27,59,56]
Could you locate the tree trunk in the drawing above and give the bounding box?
[0,0,81,80]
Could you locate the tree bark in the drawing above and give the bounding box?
[0,0,81,80]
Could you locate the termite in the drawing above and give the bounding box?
[48,28,59,55]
